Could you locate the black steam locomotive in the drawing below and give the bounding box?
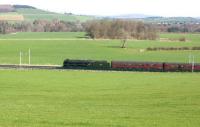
[63,59,110,70]
[63,59,200,72]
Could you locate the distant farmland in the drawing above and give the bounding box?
[0,14,24,21]
[0,4,94,22]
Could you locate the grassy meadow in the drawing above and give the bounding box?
[0,70,200,127]
[0,32,200,126]
[0,32,200,65]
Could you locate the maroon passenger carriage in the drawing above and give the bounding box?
[111,61,200,72]
[163,63,200,72]
[163,63,180,72]
[194,64,200,72]
[111,61,163,72]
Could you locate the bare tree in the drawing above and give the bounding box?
[120,29,128,48]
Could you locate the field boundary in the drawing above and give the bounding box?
[0,38,91,41]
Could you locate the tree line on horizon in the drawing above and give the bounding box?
[157,23,200,33]
[1,19,200,39]
[0,19,83,34]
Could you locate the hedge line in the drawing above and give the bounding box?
[147,47,200,51]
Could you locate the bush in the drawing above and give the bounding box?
[192,47,200,50]
[179,37,186,42]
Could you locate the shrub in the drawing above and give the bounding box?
[179,37,186,42]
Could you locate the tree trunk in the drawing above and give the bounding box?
[121,39,126,48]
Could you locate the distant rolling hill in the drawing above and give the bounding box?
[1,4,200,24]
[109,14,153,19]
[109,14,200,24]
[143,17,200,24]
[0,4,95,22]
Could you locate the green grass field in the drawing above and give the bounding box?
[0,32,200,65]
[0,32,200,126]
[0,70,200,127]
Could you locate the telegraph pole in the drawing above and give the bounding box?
[19,51,22,66]
[189,54,195,72]
[189,54,191,64]
[29,48,31,65]
[19,49,31,66]
[192,56,195,73]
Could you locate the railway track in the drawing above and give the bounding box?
[0,64,63,70]
[0,64,120,73]
[1,63,199,72]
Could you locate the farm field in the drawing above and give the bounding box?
[0,70,200,127]
[0,32,200,65]
[0,13,24,21]
[0,15,24,21]
[15,8,94,22]
[0,7,94,22]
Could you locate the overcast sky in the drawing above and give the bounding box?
[0,0,199,17]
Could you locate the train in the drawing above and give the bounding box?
[63,59,200,72]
